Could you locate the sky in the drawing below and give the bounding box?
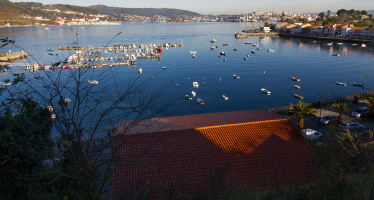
[11,0,373,15]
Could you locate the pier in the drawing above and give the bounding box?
[0,52,28,62]
[58,43,184,51]
[235,32,279,39]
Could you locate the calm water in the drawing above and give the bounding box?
[1,23,374,117]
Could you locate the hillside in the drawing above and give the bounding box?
[89,5,201,18]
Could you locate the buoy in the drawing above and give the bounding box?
[220,78,221,81]
[264,71,265,74]
[211,82,212,85]
[188,78,189,79]
[4,77,6,80]
[204,82,205,84]
[152,76,153,78]
[203,78,204,80]
[177,84,178,85]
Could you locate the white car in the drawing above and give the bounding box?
[351,107,369,118]
[319,114,338,125]
[301,129,323,140]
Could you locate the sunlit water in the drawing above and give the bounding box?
[1,23,374,117]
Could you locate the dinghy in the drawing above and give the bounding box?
[191,91,196,96]
[185,94,192,101]
[245,42,252,44]
[267,49,274,52]
[222,95,228,100]
[0,82,11,86]
[88,80,99,85]
[353,82,364,87]
[291,77,300,82]
[220,51,225,55]
[336,82,347,86]
[189,51,197,54]
[197,98,205,106]
[251,50,255,54]
[294,94,304,99]
[193,82,199,88]
[295,85,300,89]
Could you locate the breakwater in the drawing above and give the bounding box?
[267,90,374,113]
[235,32,278,39]
[0,52,28,62]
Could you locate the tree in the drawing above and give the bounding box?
[332,102,348,122]
[285,18,290,23]
[288,101,318,130]
[301,18,309,23]
[337,9,347,16]
[327,10,331,19]
[319,12,325,20]
[363,95,374,118]
[361,10,368,15]
[0,31,175,199]
[369,14,373,19]
[0,98,54,199]
[322,20,330,26]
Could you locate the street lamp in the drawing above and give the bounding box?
[317,93,324,123]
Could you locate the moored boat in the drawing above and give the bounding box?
[291,77,300,82]
[233,48,238,51]
[353,82,364,87]
[295,85,300,89]
[185,94,192,101]
[211,46,215,50]
[245,42,252,44]
[223,43,229,46]
[233,74,240,80]
[222,95,228,100]
[211,39,217,43]
[0,82,12,86]
[193,82,199,88]
[189,51,197,54]
[261,88,271,95]
[197,98,205,106]
[362,44,366,47]
[336,81,347,86]
[267,49,274,52]
[220,51,225,55]
[294,94,304,99]
[251,50,255,54]
[88,80,99,85]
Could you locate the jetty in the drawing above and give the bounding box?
[0,52,28,62]
[235,32,279,39]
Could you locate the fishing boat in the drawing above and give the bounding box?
[261,88,271,95]
[291,77,300,82]
[88,80,99,85]
[294,94,304,99]
[0,82,11,86]
[245,42,252,44]
[163,67,167,69]
[189,51,197,54]
[295,85,300,89]
[251,50,255,54]
[233,48,238,51]
[185,94,192,101]
[267,49,274,52]
[220,51,225,55]
[211,46,215,50]
[233,74,240,80]
[193,82,199,88]
[333,54,340,57]
[191,91,196,96]
[223,43,229,46]
[192,55,196,58]
[211,39,217,43]
[256,47,261,50]
[336,82,347,86]
[353,82,364,87]
[197,98,205,106]
[46,48,53,51]
[222,95,228,100]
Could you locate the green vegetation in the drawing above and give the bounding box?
[314,8,374,27]
[288,101,318,129]
[332,102,348,122]
[363,94,374,118]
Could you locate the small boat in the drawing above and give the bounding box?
[191,91,196,96]
[163,67,167,69]
[247,55,250,57]
[294,94,304,99]
[243,57,247,60]
[295,85,300,89]
[352,44,357,46]
[336,82,347,86]
[233,48,238,51]
[245,42,252,44]
[313,41,317,42]
[261,88,271,95]
[211,46,215,50]
[223,43,228,46]
[64,98,71,105]
[46,48,53,51]
[267,50,274,52]
[197,98,205,106]
[252,44,258,47]
[222,95,228,100]
[130,60,136,65]
[233,74,240,80]
[326,42,333,46]
[192,54,196,58]
[193,82,199,88]
[47,106,53,112]
[333,54,340,57]
[185,94,192,101]
[189,51,197,54]
[291,77,300,82]
[138,68,142,74]
[220,51,225,55]
[0,82,11,86]
[223,58,226,61]
[88,80,99,85]
[353,82,364,87]
[251,50,255,54]
[211,39,217,43]
[337,43,343,45]
[24,65,31,70]
[256,47,261,50]
[45,27,49,30]
[362,44,366,47]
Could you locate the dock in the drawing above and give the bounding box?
[0,52,28,62]
[58,43,184,51]
[235,32,279,39]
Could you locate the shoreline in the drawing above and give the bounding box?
[279,33,374,44]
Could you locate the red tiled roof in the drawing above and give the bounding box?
[114,110,315,198]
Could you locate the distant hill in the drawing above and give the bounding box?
[89,5,201,18]
[306,10,374,15]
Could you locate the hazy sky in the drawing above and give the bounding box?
[11,0,373,15]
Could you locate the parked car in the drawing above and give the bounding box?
[351,107,369,118]
[319,114,338,125]
[338,122,364,131]
[301,129,323,140]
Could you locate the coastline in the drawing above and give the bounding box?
[278,33,374,44]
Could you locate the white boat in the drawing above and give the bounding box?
[189,51,197,54]
[294,94,304,99]
[211,39,217,43]
[233,74,240,80]
[337,43,343,45]
[333,54,340,57]
[211,46,215,50]
[193,82,199,88]
[256,47,261,50]
[222,95,228,100]
[44,27,49,30]
[0,82,11,86]
[245,42,252,44]
[352,44,357,46]
[191,91,196,96]
[267,50,274,52]
[220,51,225,55]
[326,42,333,46]
[88,80,99,85]
[192,55,196,58]
[163,67,167,69]
[362,44,366,47]
[138,68,142,74]
[261,88,271,95]
[295,85,300,89]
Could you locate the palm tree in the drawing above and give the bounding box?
[288,101,318,130]
[332,102,348,122]
[363,94,374,118]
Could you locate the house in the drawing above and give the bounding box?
[367,27,374,39]
[310,26,323,35]
[113,110,316,198]
[323,24,337,37]
[347,27,369,39]
[262,27,271,33]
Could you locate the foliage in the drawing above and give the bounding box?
[318,12,325,20]
[332,102,348,122]
[288,101,317,129]
[0,98,54,199]
[300,18,309,23]
[363,94,374,118]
